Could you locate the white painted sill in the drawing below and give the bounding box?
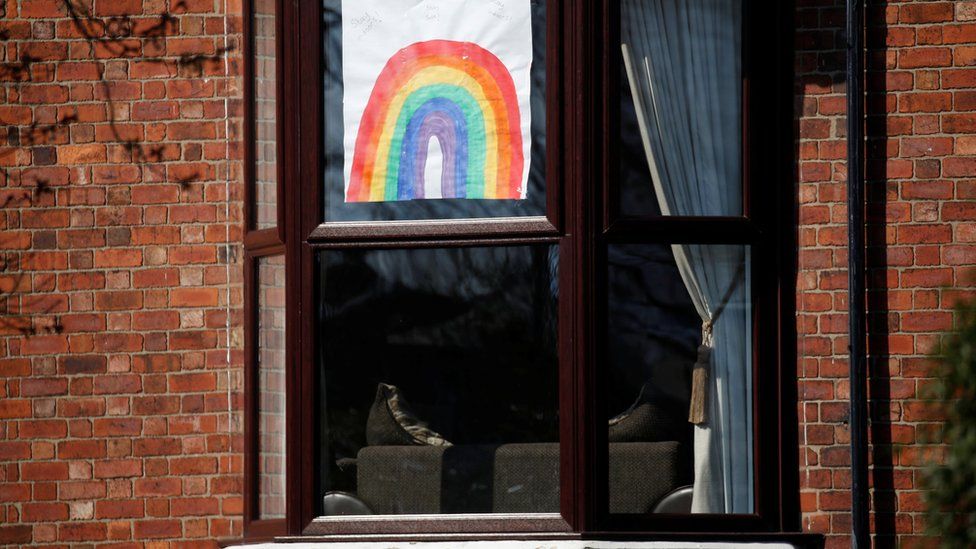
[230,541,800,549]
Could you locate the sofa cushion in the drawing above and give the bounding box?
[609,384,686,443]
[356,441,688,514]
[365,383,452,447]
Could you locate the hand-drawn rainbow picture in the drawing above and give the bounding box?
[346,40,525,202]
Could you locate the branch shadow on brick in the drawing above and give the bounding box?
[0,3,234,172]
[0,0,238,336]
[0,177,59,336]
[62,0,236,187]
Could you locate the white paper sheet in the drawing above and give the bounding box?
[341,0,533,202]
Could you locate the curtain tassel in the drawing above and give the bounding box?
[689,322,713,425]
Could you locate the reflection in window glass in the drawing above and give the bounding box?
[607,243,752,514]
[254,0,277,229]
[321,0,548,222]
[317,245,558,515]
[618,0,742,217]
[258,255,287,519]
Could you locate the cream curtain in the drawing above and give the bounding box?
[621,0,752,514]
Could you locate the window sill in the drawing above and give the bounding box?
[231,534,823,548]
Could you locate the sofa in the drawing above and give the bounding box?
[355,440,690,514]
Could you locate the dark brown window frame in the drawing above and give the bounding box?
[243,0,818,544]
[242,0,287,538]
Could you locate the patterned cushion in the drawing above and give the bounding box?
[365,383,452,447]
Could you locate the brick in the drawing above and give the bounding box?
[22,502,69,522]
[944,157,976,177]
[896,224,952,244]
[21,335,69,355]
[171,287,219,307]
[134,519,182,539]
[95,290,144,311]
[168,372,217,393]
[899,48,952,68]
[171,497,219,516]
[899,3,954,24]
[58,397,106,418]
[167,79,215,99]
[132,395,181,415]
[0,526,31,545]
[0,482,31,503]
[944,69,976,89]
[57,61,103,81]
[132,185,180,204]
[93,0,143,15]
[22,209,70,228]
[169,330,218,350]
[58,440,106,459]
[899,93,951,114]
[133,310,181,330]
[169,456,217,475]
[93,418,143,437]
[945,23,976,43]
[93,459,142,479]
[20,419,67,438]
[0,400,33,419]
[133,267,181,288]
[169,245,217,264]
[22,462,69,481]
[135,477,182,497]
[132,101,180,121]
[96,499,146,519]
[93,374,143,395]
[945,245,976,265]
[21,84,69,103]
[93,248,144,268]
[58,144,107,164]
[134,437,183,456]
[0,358,31,377]
[58,481,105,501]
[901,312,953,332]
[132,354,183,373]
[21,378,69,396]
[61,355,107,375]
[59,522,107,542]
[58,228,107,248]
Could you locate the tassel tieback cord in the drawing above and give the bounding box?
[688,322,713,425]
[687,263,746,426]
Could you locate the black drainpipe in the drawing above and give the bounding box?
[846,0,869,547]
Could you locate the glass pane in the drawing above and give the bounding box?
[257,255,287,519]
[618,0,742,217]
[317,245,558,515]
[606,243,752,514]
[253,0,278,229]
[322,0,548,222]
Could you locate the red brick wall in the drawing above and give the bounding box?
[0,0,244,546]
[796,1,975,546]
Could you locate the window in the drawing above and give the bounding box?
[245,0,803,541]
[243,0,287,537]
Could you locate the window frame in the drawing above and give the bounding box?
[243,241,286,538]
[242,0,288,538]
[244,0,810,542]
[591,0,800,534]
